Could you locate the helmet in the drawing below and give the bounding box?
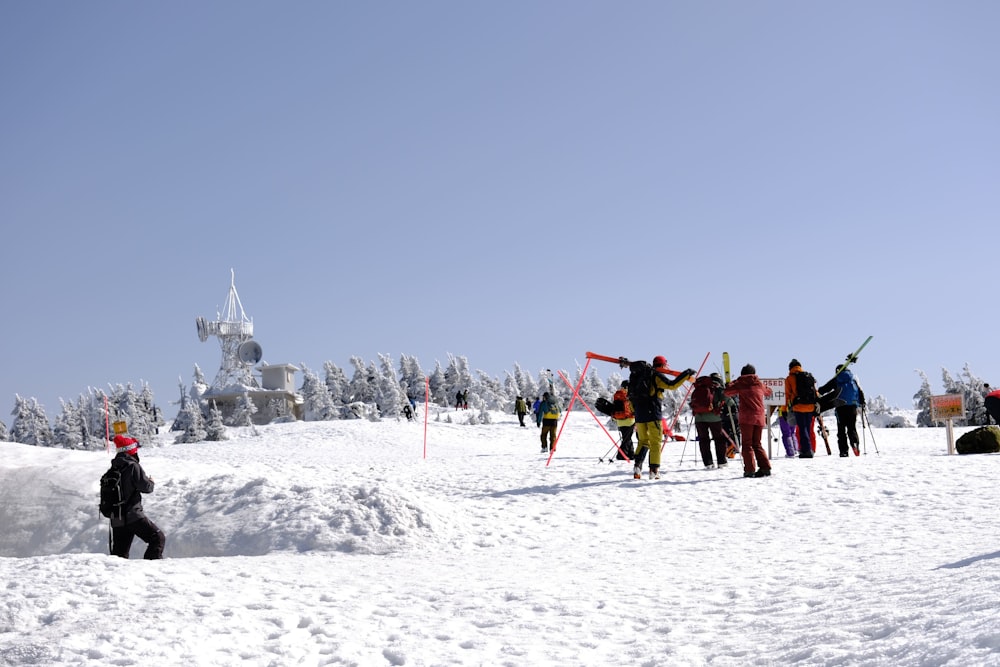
[652,355,667,368]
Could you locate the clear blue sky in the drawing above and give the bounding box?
[2,2,997,420]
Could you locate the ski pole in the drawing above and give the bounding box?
[862,403,880,455]
[599,435,623,463]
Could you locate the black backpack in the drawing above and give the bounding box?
[794,371,819,405]
[99,465,125,520]
[627,361,654,405]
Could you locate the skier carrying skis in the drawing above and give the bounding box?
[625,356,695,479]
[819,366,865,457]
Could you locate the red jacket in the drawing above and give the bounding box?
[724,374,772,426]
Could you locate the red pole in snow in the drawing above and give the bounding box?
[545,358,592,466]
[661,351,711,453]
[104,395,110,453]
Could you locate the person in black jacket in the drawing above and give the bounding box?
[108,434,165,559]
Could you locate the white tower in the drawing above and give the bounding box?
[195,270,262,392]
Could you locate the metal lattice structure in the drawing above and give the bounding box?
[196,270,260,392]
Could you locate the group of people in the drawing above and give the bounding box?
[521,354,872,480]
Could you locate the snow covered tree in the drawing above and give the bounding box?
[373,354,403,419]
[323,361,350,408]
[300,364,338,421]
[960,363,988,426]
[9,395,52,447]
[913,370,933,427]
[171,381,194,433]
[52,399,86,449]
[508,363,538,404]
[233,392,258,430]
[346,356,376,405]
[443,354,474,407]
[427,361,448,407]
[0,419,8,441]
[397,354,426,406]
[205,401,228,441]
[473,370,505,410]
[174,394,207,443]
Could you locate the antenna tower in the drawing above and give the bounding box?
[195,270,261,391]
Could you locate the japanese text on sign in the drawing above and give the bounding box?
[930,393,964,422]
[762,378,786,407]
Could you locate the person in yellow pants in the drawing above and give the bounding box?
[625,356,694,479]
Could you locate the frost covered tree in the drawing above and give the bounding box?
[373,354,403,419]
[323,361,350,407]
[427,361,448,407]
[508,363,538,403]
[472,370,505,410]
[205,401,228,441]
[52,399,86,449]
[233,392,258,430]
[0,419,8,441]
[443,354,474,406]
[174,394,207,443]
[913,370,933,427]
[346,356,376,405]
[960,363,988,426]
[171,381,194,433]
[397,355,426,406]
[9,395,52,447]
[300,363,338,421]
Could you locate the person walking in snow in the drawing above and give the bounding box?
[538,392,561,452]
[724,364,773,477]
[532,396,542,427]
[819,366,865,457]
[612,381,636,460]
[107,434,165,560]
[625,356,695,479]
[514,396,528,427]
[785,359,818,458]
[690,373,734,469]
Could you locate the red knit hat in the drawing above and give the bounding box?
[653,355,667,368]
[113,434,139,454]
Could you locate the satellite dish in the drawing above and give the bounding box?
[238,340,263,364]
[196,317,209,342]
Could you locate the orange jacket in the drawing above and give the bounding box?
[785,365,816,413]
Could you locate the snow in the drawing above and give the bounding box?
[2,407,1000,666]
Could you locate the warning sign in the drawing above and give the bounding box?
[930,394,964,422]
[762,378,786,407]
